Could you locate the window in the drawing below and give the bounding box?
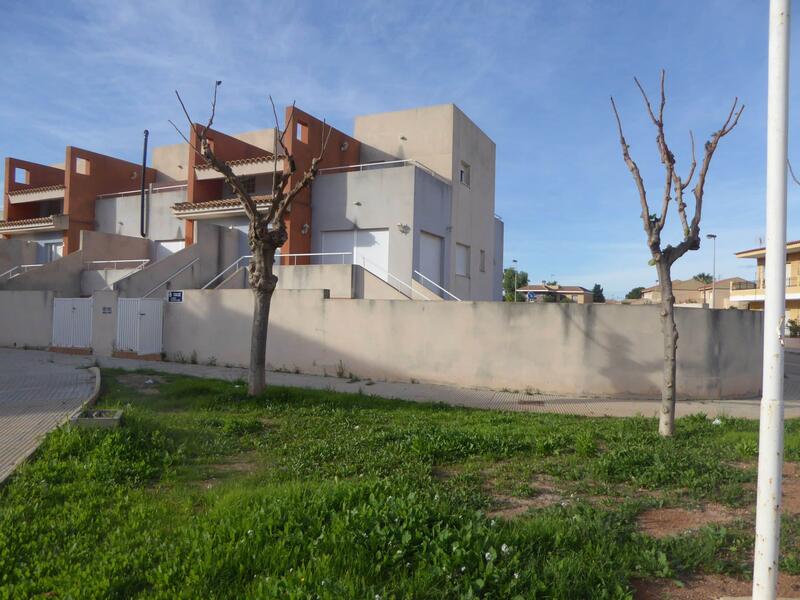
[14,167,29,184]
[459,161,471,187]
[456,243,470,277]
[479,249,486,272]
[296,121,309,143]
[229,176,255,195]
[75,157,91,175]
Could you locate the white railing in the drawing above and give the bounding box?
[0,263,43,282]
[318,159,450,185]
[357,255,435,301]
[413,270,461,301]
[203,252,354,289]
[199,251,455,302]
[143,258,199,298]
[85,259,150,271]
[203,255,252,289]
[96,183,188,199]
[276,252,352,265]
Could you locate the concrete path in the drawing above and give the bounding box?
[0,349,96,484]
[8,347,800,420]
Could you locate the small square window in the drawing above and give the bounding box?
[296,121,309,143]
[75,157,91,175]
[459,161,471,188]
[479,249,486,272]
[14,167,29,184]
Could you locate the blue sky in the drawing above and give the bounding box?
[0,0,796,298]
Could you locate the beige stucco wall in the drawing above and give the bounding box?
[162,290,763,400]
[0,291,54,348]
[151,142,189,183]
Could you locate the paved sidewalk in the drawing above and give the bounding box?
[0,349,96,484]
[11,347,800,420]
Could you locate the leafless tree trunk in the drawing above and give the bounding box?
[611,71,743,436]
[171,82,331,395]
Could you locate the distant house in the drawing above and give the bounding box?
[640,279,705,304]
[637,277,746,308]
[516,283,594,304]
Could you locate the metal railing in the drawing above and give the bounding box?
[200,251,459,301]
[96,183,188,199]
[203,255,252,289]
[85,259,150,271]
[731,277,800,291]
[318,159,450,185]
[0,263,43,282]
[413,270,461,301]
[202,252,355,289]
[357,255,435,301]
[276,252,352,265]
[143,258,199,298]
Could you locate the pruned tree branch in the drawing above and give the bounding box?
[610,96,654,246]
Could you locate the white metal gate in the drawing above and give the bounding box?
[52,298,93,348]
[117,298,164,355]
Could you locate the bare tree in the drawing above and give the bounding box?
[611,71,743,436]
[171,82,332,395]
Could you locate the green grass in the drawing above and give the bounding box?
[0,370,797,598]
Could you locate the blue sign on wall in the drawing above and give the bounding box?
[168,291,184,303]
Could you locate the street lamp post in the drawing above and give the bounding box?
[753,1,790,596]
[512,259,518,302]
[706,233,717,308]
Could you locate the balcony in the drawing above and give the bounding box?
[7,184,65,204]
[0,214,69,235]
[730,277,800,302]
[194,156,283,181]
[171,196,273,220]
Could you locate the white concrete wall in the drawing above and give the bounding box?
[354,104,498,300]
[0,291,54,348]
[312,165,416,285]
[162,290,763,400]
[0,238,38,275]
[312,165,452,297]
[95,188,186,253]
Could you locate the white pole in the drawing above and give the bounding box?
[753,1,791,597]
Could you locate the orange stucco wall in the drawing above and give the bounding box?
[281,106,360,262]
[3,158,65,223]
[185,125,271,245]
[183,111,360,258]
[63,147,156,253]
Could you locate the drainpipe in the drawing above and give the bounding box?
[753,1,790,598]
[140,129,149,238]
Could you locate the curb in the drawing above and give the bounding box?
[68,366,102,421]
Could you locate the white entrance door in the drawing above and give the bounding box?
[52,298,93,348]
[419,231,444,293]
[117,298,164,355]
[355,229,389,280]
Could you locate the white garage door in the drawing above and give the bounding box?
[419,231,444,292]
[321,229,390,280]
